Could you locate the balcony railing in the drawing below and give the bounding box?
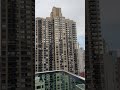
[35,70,85,90]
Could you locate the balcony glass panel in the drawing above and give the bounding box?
[35,70,85,90]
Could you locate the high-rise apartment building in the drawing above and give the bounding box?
[0,0,35,90]
[77,43,85,76]
[35,7,78,74]
[85,0,105,90]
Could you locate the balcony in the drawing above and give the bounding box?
[35,70,85,90]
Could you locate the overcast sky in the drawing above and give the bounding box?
[35,0,85,49]
[100,0,120,50]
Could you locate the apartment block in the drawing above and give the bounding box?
[35,7,78,74]
[85,0,105,90]
[77,43,85,76]
[0,0,35,90]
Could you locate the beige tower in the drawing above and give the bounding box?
[50,7,62,17]
[36,7,78,74]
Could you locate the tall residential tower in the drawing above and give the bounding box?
[0,0,35,90]
[35,7,78,74]
[85,0,105,90]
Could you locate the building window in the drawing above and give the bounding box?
[36,86,41,89]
